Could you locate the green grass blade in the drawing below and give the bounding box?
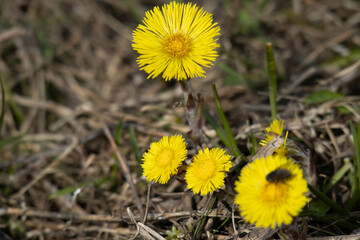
[49,177,110,200]
[308,184,349,216]
[3,81,24,125]
[357,123,360,152]
[250,133,259,156]
[35,28,54,60]
[49,182,91,199]
[129,124,142,176]
[307,225,338,236]
[266,42,278,121]
[0,72,24,127]
[350,121,360,188]
[345,187,360,211]
[94,176,112,188]
[204,110,231,147]
[0,73,5,136]
[322,159,351,194]
[0,135,23,149]
[211,84,248,162]
[215,217,230,232]
[129,125,141,163]
[115,118,124,146]
[194,194,217,239]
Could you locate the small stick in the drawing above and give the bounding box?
[138,222,167,240]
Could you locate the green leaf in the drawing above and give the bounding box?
[305,90,343,104]
[336,106,351,114]
[322,48,360,68]
[308,184,349,216]
[300,200,330,217]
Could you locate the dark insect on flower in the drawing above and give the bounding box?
[266,168,292,183]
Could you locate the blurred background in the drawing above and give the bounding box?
[1,0,360,239]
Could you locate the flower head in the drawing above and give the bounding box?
[274,131,289,157]
[185,148,232,196]
[260,119,284,146]
[234,155,308,229]
[142,135,187,184]
[132,2,220,81]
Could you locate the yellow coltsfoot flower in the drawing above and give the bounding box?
[142,135,187,184]
[260,119,284,146]
[274,131,289,157]
[234,155,308,229]
[185,148,232,196]
[132,2,220,81]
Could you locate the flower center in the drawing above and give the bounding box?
[262,182,289,206]
[164,33,191,58]
[197,159,216,180]
[157,148,174,168]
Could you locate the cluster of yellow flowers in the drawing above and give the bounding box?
[142,135,232,196]
[141,124,309,229]
[133,1,309,231]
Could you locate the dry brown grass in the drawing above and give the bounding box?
[1,0,360,239]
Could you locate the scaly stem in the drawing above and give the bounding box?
[179,79,203,147]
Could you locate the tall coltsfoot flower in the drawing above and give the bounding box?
[132,1,220,81]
